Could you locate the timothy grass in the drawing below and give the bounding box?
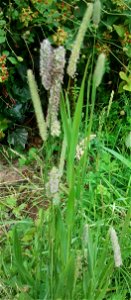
[0,54,131,300]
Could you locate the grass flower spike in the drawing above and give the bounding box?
[109,227,123,268]
[67,3,93,78]
[52,46,65,84]
[49,166,60,194]
[107,90,114,117]
[46,166,60,197]
[125,131,131,148]
[27,69,47,141]
[40,39,54,90]
[93,53,106,87]
[40,39,65,137]
[47,45,66,137]
[82,224,89,248]
[93,0,101,28]
[76,134,96,160]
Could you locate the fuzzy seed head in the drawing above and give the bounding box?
[76,134,96,160]
[93,0,101,28]
[109,227,122,268]
[93,53,106,87]
[52,46,66,84]
[40,39,53,90]
[82,224,89,248]
[27,69,47,141]
[125,131,131,148]
[107,90,114,117]
[39,40,66,137]
[49,167,60,194]
[51,119,61,137]
[67,3,93,78]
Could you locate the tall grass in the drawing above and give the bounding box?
[0,10,131,300]
[0,52,128,300]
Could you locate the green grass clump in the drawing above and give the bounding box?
[0,39,131,300]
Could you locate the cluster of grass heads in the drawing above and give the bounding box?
[0,4,131,299]
[0,52,130,299]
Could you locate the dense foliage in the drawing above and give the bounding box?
[0,0,130,148]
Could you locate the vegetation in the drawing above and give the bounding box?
[0,0,131,299]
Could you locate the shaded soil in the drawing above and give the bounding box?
[0,158,49,223]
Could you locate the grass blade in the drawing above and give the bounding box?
[103,147,131,169]
[13,226,34,286]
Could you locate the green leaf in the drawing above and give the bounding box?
[45,0,53,4]
[17,293,33,300]
[6,103,24,121]
[126,47,131,58]
[103,147,131,169]
[0,116,9,131]
[119,71,128,82]
[60,92,71,147]
[0,20,6,27]
[118,81,125,93]
[113,24,125,38]
[6,196,17,208]
[0,35,6,43]
[123,46,131,58]
[7,56,18,64]
[28,147,37,159]
[17,56,24,62]
[0,29,5,35]
[67,58,90,184]
[2,50,10,57]
[18,156,28,167]
[123,83,131,92]
[13,227,34,286]
[119,72,131,91]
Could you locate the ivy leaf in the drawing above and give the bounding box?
[8,128,28,149]
[6,104,24,122]
[13,87,30,103]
